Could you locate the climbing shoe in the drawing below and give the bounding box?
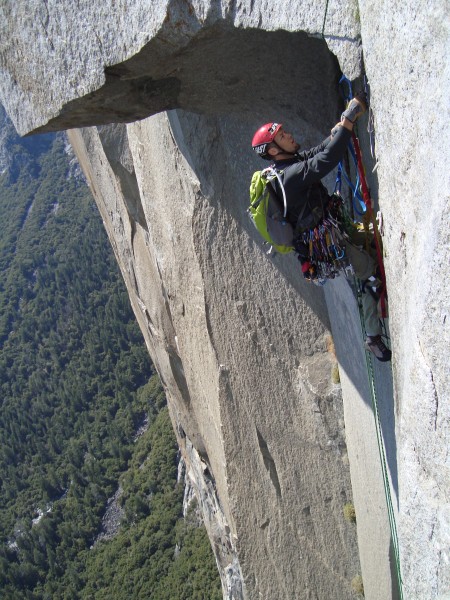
[362,273,383,300]
[365,335,392,362]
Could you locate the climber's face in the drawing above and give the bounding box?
[273,127,299,154]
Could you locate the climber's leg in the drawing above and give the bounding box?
[343,239,380,337]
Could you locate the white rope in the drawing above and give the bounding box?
[263,167,288,218]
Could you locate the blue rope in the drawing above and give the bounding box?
[334,163,343,194]
[337,77,367,216]
[336,156,366,217]
[341,165,366,216]
[339,74,353,102]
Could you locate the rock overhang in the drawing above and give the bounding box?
[26,28,343,135]
[0,2,362,136]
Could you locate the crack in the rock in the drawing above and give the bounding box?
[256,428,282,499]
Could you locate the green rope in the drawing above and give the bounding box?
[355,283,404,599]
[321,0,330,38]
[346,116,403,597]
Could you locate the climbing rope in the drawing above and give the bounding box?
[356,285,404,600]
[340,75,404,598]
[321,0,330,38]
[339,75,388,317]
[336,149,366,217]
[350,131,388,317]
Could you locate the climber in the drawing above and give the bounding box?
[251,95,391,362]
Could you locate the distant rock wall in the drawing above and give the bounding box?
[1,2,448,599]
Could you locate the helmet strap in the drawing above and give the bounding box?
[270,141,296,159]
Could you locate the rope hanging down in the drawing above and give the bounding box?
[321,0,330,38]
[356,287,404,600]
[341,75,403,599]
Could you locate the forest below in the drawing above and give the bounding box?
[0,114,221,599]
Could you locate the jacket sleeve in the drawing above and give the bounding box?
[296,136,331,161]
[288,127,351,187]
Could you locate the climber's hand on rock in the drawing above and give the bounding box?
[354,90,368,110]
[342,91,367,123]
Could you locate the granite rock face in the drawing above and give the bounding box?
[359,2,450,598]
[1,1,448,599]
[67,110,361,599]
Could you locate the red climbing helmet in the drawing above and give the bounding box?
[252,122,282,159]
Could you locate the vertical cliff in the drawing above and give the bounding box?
[1,2,448,599]
[67,107,362,598]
